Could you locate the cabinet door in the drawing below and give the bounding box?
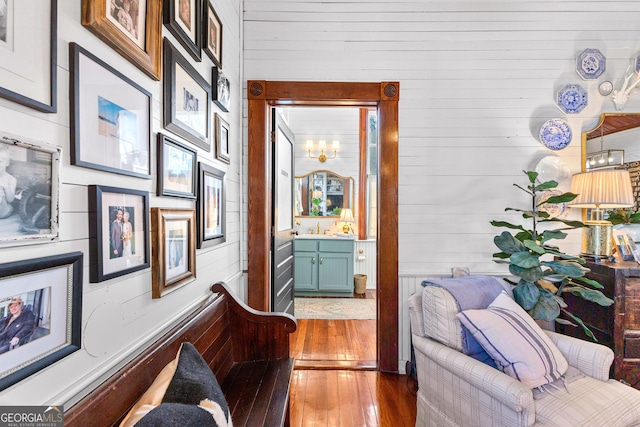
[318,252,352,292]
[294,252,318,291]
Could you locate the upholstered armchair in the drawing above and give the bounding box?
[408,276,640,427]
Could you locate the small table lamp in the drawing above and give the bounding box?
[568,169,635,259]
[339,208,354,233]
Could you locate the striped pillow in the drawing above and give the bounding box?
[456,291,568,388]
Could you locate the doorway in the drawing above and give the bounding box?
[247,81,399,373]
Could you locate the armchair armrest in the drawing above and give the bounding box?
[544,330,613,381]
[412,334,535,415]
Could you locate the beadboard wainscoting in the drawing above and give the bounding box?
[354,239,377,289]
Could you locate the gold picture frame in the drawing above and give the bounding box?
[82,0,163,80]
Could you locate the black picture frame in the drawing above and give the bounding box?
[0,0,57,113]
[157,133,197,199]
[0,251,82,392]
[88,185,150,283]
[215,113,230,164]
[164,0,201,62]
[212,67,230,112]
[197,162,226,248]
[70,42,152,179]
[163,38,212,151]
[203,1,222,67]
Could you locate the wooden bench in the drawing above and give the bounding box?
[64,281,297,427]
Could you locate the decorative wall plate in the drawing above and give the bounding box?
[557,83,588,114]
[576,48,606,80]
[599,81,613,96]
[539,118,572,150]
[534,155,571,183]
[537,190,569,219]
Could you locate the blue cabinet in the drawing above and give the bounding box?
[294,239,354,296]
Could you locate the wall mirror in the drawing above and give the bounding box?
[584,113,640,209]
[295,170,354,217]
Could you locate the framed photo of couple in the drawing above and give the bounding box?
[0,252,82,391]
[88,185,150,283]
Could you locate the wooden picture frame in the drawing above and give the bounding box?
[151,208,196,298]
[0,252,82,392]
[88,185,150,283]
[157,133,197,198]
[0,0,57,112]
[212,67,230,112]
[0,132,60,247]
[164,0,201,62]
[163,38,212,151]
[197,162,225,248]
[613,230,634,261]
[203,1,222,67]
[215,114,230,164]
[627,237,640,264]
[70,42,152,179]
[82,0,162,80]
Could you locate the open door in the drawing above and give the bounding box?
[271,109,295,315]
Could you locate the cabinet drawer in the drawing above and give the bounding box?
[294,240,318,252]
[319,240,353,253]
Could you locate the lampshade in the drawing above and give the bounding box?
[568,170,634,209]
[340,208,354,222]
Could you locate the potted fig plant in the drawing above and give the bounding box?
[491,170,613,340]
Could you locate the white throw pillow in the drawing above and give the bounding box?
[456,291,568,388]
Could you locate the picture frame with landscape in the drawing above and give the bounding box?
[0,252,82,392]
[157,133,197,199]
[151,208,196,298]
[197,162,225,248]
[70,43,152,179]
[0,132,60,248]
[164,0,201,61]
[88,185,150,283]
[163,39,211,151]
[82,0,163,80]
[0,0,57,113]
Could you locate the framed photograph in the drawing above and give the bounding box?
[627,237,640,264]
[0,252,82,392]
[151,208,196,298]
[0,0,56,112]
[82,0,162,80]
[197,162,225,248]
[88,185,150,283]
[163,38,211,151]
[70,43,152,179]
[212,67,230,112]
[157,133,197,198]
[613,230,634,261]
[203,2,222,67]
[0,132,60,247]
[215,114,230,164]
[164,0,201,62]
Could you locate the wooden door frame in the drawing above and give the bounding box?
[247,81,399,373]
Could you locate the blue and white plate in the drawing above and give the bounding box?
[539,118,572,150]
[537,190,570,219]
[557,83,588,114]
[576,48,606,80]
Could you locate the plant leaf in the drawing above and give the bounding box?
[513,280,540,310]
[523,240,546,254]
[572,276,602,289]
[490,220,525,231]
[525,171,538,183]
[541,260,589,277]
[534,181,559,191]
[511,251,540,268]
[561,309,596,341]
[540,230,567,243]
[530,289,560,321]
[566,287,614,306]
[494,231,526,254]
[541,193,578,204]
[509,264,543,282]
[492,252,511,259]
[515,230,533,242]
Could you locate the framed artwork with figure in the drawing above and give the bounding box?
[197,162,225,248]
[203,1,222,67]
[212,67,230,112]
[88,185,150,283]
[164,0,201,61]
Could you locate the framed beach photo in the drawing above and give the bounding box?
[0,0,57,113]
[88,185,150,283]
[82,0,162,80]
[215,113,230,163]
[203,2,222,67]
[70,43,152,179]
[163,38,211,151]
[150,208,196,298]
[0,132,60,248]
[197,162,225,248]
[212,67,230,112]
[164,0,201,61]
[0,252,82,392]
[157,133,197,199]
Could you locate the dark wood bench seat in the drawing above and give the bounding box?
[64,281,297,427]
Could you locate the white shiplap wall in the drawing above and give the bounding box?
[0,0,243,406]
[242,0,640,371]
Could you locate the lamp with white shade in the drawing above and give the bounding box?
[339,208,354,234]
[568,169,635,259]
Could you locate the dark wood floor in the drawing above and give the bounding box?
[289,292,417,426]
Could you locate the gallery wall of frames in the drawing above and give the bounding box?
[0,0,242,408]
